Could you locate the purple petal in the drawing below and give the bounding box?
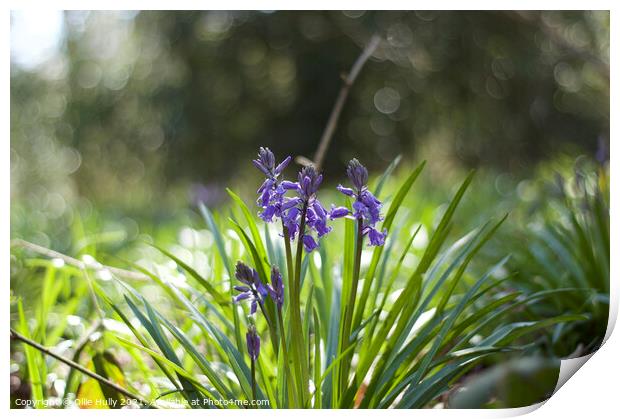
[313,201,327,218]
[361,190,381,207]
[314,174,323,190]
[368,227,387,246]
[281,197,301,211]
[252,159,271,177]
[258,188,271,208]
[256,282,268,299]
[281,180,300,190]
[259,205,277,222]
[353,200,366,219]
[330,206,350,219]
[234,292,252,302]
[306,207,317,222]
[302,234,319,252]
[337,184,355,197]
[314,220,332,237]
[301,176,312,196]
[274,156,292,175]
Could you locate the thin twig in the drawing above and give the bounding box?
[10,328,154,408]
[11,238,148,281]
[62,319,103,400]
[311,35,381,171]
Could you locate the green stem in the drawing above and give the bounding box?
[292,201,310,406]
[283,222,304,407]
[293,201,309,294]
[258,301,279,356]
[277,308,298,406]
[251,359,257,406]
[338,217,364,402]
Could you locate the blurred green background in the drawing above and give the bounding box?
[11,10,609,251]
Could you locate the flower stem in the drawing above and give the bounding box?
[277,308,298,406]
[251,359,257,406]
[338,217,364,400]
[282,224,294,302]
[282,222,304,407]
[292,201,310,406]
[258,300,279,356]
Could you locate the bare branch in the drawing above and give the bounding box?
[10,328,153,407]
[62,319,103,400]
[11,238,148,281]
[311,35,381,171]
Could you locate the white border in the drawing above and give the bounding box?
[3,3,617,418]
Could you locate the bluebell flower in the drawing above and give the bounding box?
[302,234,319,252]
[333,159,387,246]
[283,166,332,252]
[266,266,284,310]
[246,325,260,361]
[367,225,387,246]
[282,206,300,238]
[253,148,334,252]
[329,205,349,220]
[234,261,268,315]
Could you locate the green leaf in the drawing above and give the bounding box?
[372,154,402,197]
[17,299,44,406]
[199,202,233,278]
[150,244,229,306]
[227,188,270,273]
[352,160,426,331]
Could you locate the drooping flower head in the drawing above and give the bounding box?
[332,159,387,246]
[234,261,268,314]
[246,324,260,361]
[266,265,284,310]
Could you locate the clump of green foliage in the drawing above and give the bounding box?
[11,155,604,409]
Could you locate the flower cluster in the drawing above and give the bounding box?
[254,148,332,252]
[233,261,268,315]
[333,159,387,246]
[234,263,284,363]
[234,262,285,313]
[253,149,386,250]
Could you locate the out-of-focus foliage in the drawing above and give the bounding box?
[503,159,609,357]
[11,11,609,252]
[448,357,561,408]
